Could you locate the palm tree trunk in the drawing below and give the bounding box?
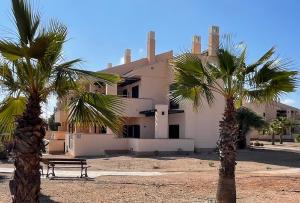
[272,132,275,145]
[9,92,45,203]
[216,98,239,203]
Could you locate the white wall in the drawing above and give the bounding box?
[183,92,225,149]
[128,138,194,152]
[68,134,129,157]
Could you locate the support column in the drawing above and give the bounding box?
[155,104,168,139]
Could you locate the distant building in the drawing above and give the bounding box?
[245,102,300,140]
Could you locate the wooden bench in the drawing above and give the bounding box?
[41,158,90,178]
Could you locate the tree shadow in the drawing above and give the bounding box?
[197,148,300,168]
[238,149,300,168]
[39,193,59,203]
[78,148,300,168]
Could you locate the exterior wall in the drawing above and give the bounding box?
[154,105,169,138]
[128,138,194,152]
[121,98,153,117]
[66,133,129,157]
[183,92,225,150]
[66,133,194,157]
[48,140,65,154]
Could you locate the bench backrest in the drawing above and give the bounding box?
[41,158,87,165]
[48,161,87,165]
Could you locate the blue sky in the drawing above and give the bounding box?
[1,0,300,117]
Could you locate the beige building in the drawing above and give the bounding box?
[52,26,225,157]
[245,102,300,140]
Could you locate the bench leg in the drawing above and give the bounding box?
[52,165,55,177]
[46,165,50,178]
[40,165,43,175]
[80,167,83,178]
[85,168,88,177]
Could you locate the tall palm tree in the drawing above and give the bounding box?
[0,0,123,202]
[170,40,297,203]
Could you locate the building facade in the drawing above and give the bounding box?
[53,26,225,157]
[245,102,300,140]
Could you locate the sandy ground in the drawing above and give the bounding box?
[0,144,300,202]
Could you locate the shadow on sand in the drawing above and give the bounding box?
[81,148,300,168]
[39,193,59,203]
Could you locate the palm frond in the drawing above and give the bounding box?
[68,92,124,135]
[170,53,215,109]
[0,97,27,141]
[11,0,40,45]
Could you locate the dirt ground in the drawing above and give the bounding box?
[0,147,300,203]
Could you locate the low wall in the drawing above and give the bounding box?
[69,134,129,157]
[66,133,195,157]
[48,139,65,154]
[128,138,194,153]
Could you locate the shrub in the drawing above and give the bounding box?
[254,141,260,146]
[295,134,300,143]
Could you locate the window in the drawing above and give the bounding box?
[100,126,107,134]
[123,125,140,138]
[169,125,179,139]
[277,110,287,118]
[132,85,139,98]
[122,89,128,97]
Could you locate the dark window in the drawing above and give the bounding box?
[122,89,128,97]
[169,125,179,139]
[169,100,179,109]
[123,125,140,138]
[100,126,107,134]
[133,125,140,138]
[132,85,139,98]
[277,110,287,118]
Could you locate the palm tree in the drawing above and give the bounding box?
[0,0,123,202]
[236,107,267,149]
[268,117,288,144]
[170,40,297,203]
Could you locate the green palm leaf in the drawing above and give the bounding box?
[0,97,27,141]
[68,92,124,135]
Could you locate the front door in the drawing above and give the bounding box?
[169,125,179,139]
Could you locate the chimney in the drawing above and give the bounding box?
[124,49,131,64]
[107,63,112,68]
[192,35,201,54]
[147,31,155,63]
[208,26,219,56]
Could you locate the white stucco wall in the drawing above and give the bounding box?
[182,92,225,150]
[68,134,129,157]
[128,138,194,152]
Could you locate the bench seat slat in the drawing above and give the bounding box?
[48,162,87,165]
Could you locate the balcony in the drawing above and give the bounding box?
[120,97,153,117]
